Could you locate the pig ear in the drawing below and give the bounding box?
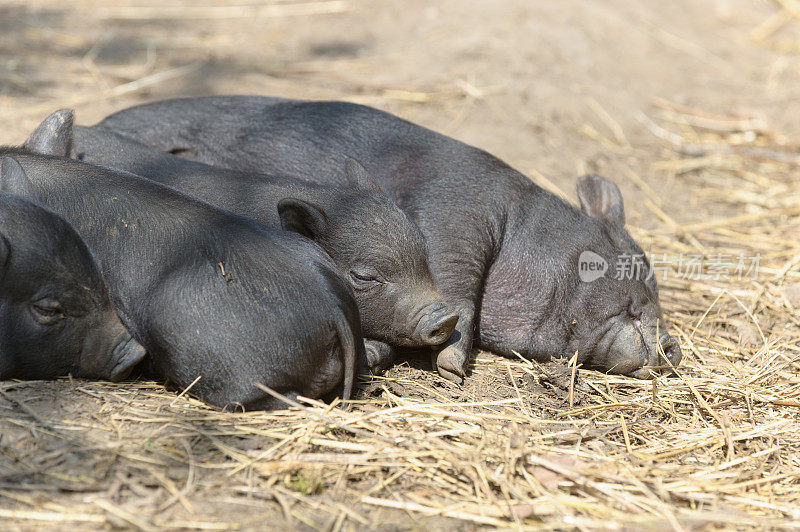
[576,174,625,226]
[24,109,74,157]
[1,157,36,199]
[277,198,327,240]
[344,157,382,192]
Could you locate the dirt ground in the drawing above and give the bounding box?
[1,1,800,530]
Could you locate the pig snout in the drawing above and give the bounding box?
[616,318,682,379]
[655,331,682,368]
[80,316,147,381]
[108,334,147,381]
[412,302,458,346]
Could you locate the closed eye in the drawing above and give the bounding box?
[30,299,65,325]
[349,270,383,284]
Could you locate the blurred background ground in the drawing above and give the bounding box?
[2,0,800,223]
[1,1,800,530]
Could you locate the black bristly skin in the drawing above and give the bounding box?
[60,123,459,373]
[4,123,364,410]
[0,178,145,382]
[97,96,682,382]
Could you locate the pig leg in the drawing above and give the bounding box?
[364,339,397,374]
[421,232,487,384]
[430,300,474,384]
[410,202,495,384]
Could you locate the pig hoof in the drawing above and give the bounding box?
[434,346,467,384]
[364,340,396,374]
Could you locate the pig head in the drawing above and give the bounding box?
[0,157,146,381]
[479,175,682,378]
